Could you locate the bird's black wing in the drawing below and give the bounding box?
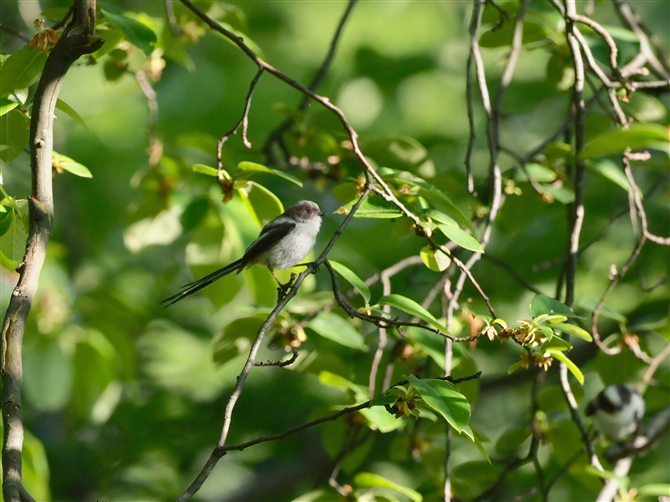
[161,258,244,306]
[240,219,296,266]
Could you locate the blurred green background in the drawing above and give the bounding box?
[0,0,668,500]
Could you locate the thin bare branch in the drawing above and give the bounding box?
[263,0,359,164]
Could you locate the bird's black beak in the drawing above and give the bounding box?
[319,211,325,216]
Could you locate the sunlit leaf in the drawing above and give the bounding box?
[329,260,371,303]
[53,151,93,178]
[237,161,303,187]
[0,46,47,96]
[546,349,584,384]
[638,484,670,497]
[408,375,470,432]
[360,406,404,433]
[580,123,670,160]
[551,322,593,342]
[420,245,451,272]
[308,312,367,350]
[436,224,483,253]
[337,197,403,219]
[354,472,423,502]
[239,181,284,224]
[56,99,88,129]
[192,163,219,177]
[542,184,575,204]
[378,294,445,331]
[0,98,18,116]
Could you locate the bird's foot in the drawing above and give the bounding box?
[276,273,298,301]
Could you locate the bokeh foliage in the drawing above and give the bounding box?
[0,0,668,501]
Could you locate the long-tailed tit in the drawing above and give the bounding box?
[585,384,645,440]
[162,200,324,306]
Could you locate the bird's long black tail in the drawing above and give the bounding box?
[161,259,244,306]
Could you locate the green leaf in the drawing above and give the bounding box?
[495,426,531,455]
[0,98,18,116]
[378,294,445,331]
[307,312,367,351]
[329,260,371,303]
[211,316,262,365]
[71,329,120,421]
[395,176,474,232]
[23,431,51,502]
[515,163,558,183]
[0,198,28,261]
[369,394,397,407]
[638,484,670,497]
[587,159,630,192]
[360,406,404,433]
[332,182,360,204]
[460,425,491,463]
[551,322,593,342]
[580,123,670,160]
[56,99,87,129]
[236,161,303,187]
[543,184,575,204]
[337,197,403,219]
[192,163,219,177]
[546,349,584,384]
[239,181,284,224]
[93,27,125,59]
[0,108,30,162]
[436,224,484,253]
[23,337,73,411]
[420,245,451,272]
[0,200,14,237]
[102,9,157,56]
[318,371,368,402]
[354,472,423,502]
[213,22,264,58]
[480,18,548,48]
[180,197,210,233]
[53,151,93,178]
[0,46,48,96]
[507,360,524,375]
[408,375,470,432]
[530,294,579,318]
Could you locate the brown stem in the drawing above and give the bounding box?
[0,2,102,501]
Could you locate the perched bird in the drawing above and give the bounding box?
[162,200,324,306]
[585,384,645,440]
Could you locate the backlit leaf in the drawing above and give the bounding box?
[378,294,445,331]
[308,312,367,351]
